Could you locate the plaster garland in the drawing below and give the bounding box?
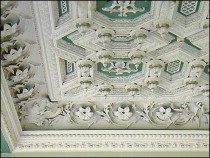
[17,98,209,129]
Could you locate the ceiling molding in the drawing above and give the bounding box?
[0,1,209,153]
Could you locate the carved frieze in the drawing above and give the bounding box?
[1,0,209,131]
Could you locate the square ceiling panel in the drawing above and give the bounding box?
[1,0,209,154]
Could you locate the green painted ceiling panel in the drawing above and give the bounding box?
[1,131,10,153]
[168,32,201,50]
[96,0,152,19]
[65,60,74,75]
[164,60,184,75]
[62,35,85,50]
[58,1,69,17]
[97,58,143,77]
[177,1,200,17]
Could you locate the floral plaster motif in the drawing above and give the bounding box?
[114,106,132,121]
[75,107,94,121]
[156,107,173,121]
[16,97,209,129]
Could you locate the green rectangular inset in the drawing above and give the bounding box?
[58,1,69,17]
[65,60,74,75]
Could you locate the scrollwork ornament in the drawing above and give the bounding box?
[99,102,142,128]
[64,102,98,128]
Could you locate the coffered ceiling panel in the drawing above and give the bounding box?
[1,1,209,132]
[96,0,152,19]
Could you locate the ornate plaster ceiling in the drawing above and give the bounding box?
[1,1,209,132]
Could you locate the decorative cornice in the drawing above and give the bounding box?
[1,68,22,151]
[13,130,209,152]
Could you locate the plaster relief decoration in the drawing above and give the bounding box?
[96,28,115,46]
[77,59,94,89]
[154,19,172,37]
[165,60,183,75]
[184,60,206,89]
[179,1,199,16]
[98,83,113,97]
[18,100,209,130]
[145,59,164,91]
[102,1,145,17]
[74,1,93,34]
[98,58,143,76]
[128,50,145,67]
[1,1,209,153]
[125,83,140,96]
[59,1,68,15]
[96,50,114,67]
[1,0,209,134]
[130,29,148,48]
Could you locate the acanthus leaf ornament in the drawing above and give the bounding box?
[77,59,94,89]
[200,85,209,97]
[130,29,148,48]
[154,19,172,37]
[79,77,94,89]
[145,59,164,91]
[184,78,199,89]
[1,9,21,42]
[75,18,92,34]
[16,99,209,129]
[96,103,112,123]
[1,1,14,13]
[98,84,113,97]
[96,28,115,46]
[125,83,140,96]
[96,50,114,67]
[21,98,64,127]
[185,60,206,89]
[128,50,145,68]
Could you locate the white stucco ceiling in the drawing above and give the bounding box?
[1,1,210,154]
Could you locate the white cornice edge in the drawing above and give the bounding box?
[1,67,22,152]
[13,130,209,152]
